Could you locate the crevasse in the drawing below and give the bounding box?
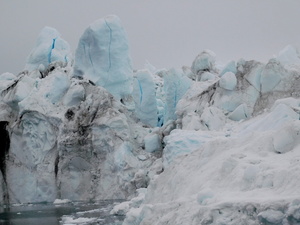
[137,79,143,104]
[104,19,112,72]
[48,38,57,64]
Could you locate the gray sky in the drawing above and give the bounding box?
[1,0,300,74]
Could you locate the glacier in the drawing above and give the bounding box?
[73,15,133,101]
[25,27,71,73]
[1,15,300,225]
[0,16,156,204]
[132,70,157,127]
[119,48,300,225]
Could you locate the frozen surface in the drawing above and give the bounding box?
[163,68,191,123]
[25,27,71,72]
[74,15,133,100]
[132,70,157,127]
[219,60,237,77]
[277,45,300,66]
[53,199,71,204]
[191,50,216,76]
[0,17,154,204]
[219,71,237,90]
[119,47,300,225]
[1,15,300,225]
[123,102,300,224]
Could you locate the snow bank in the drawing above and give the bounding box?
[121,46,300,225]
[124,101,300,224]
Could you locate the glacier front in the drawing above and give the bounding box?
[1,14,300,225]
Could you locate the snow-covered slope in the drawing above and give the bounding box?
[120,49,300,225]
[1,14,300,225]
[123,104,300,224]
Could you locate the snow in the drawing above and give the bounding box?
[197,188,214,205]
[119,47,300,224]
[62,80,85,106]
[272,121,300,154]
[200,106,226,130]
[1,14,300,225]
[0,72,16,80]
[61,216,98,224]
[258,209,285,224]
[228,103,249,121]
[111,188,147,216]
[53,199,71,204]
[163,129,220,168]
[123,104,300,223]
[74,15,133,101]
[144,132,161,153]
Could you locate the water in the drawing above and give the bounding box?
[0,200,125,225]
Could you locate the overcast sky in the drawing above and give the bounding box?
[1,0,300,74]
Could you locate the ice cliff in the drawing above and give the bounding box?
[1,14,300,225]
[0,15,155,204]
[73,15,133,101]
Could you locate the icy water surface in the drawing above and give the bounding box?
[0,200,125,225]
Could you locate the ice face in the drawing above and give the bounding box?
[191,50,216,75]
[62,80,85,107]
[163,68,191,123]
[132,70,158,127]
[277,45,300,66]
[2,75,35,110]
[219,72,237,91]
[219,60,237,77]
[2,15,300,225]
[74,15,133,101]
[57,86,153,201]
[18,70,71,115]
[25,27,71,72]
[228,103,249,121]
[0,33,152,203]
[163,129,218,167]
[7,111,58,203]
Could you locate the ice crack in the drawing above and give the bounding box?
[48,38,57,63]
[137,79,143,104]
[104,19,112,72]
